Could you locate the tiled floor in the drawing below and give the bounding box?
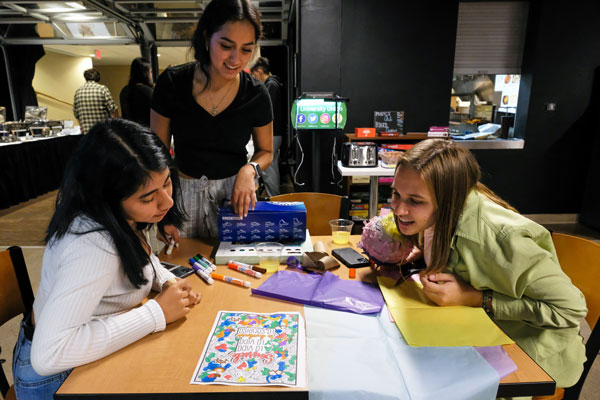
[1,190,599,398]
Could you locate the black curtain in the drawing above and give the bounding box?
[0,25,45,121]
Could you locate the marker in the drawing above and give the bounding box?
[229,260,267,274]
[190,263,214,284]
[189,258,211,273]
[250,265,267,274]
[165,238,175,255]
[211,273,251,288]
[227,262,262,278]
[197,254,218,271]
[192,256,212,271]
[348,268,356,279]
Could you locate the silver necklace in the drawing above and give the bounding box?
[208,79,235,115]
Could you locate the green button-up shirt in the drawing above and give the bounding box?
[448,191,586,387]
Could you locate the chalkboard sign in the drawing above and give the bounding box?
[374,111,405,133]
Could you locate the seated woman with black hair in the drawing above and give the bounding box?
[12,119,201,400]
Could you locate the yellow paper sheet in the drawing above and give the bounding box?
[378,276,514,347]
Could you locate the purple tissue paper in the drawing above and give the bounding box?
[251,270,384,314]
[475,346,518,379]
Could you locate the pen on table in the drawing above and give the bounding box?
[227,261,262,278]
[189,258,211,273]
[210,273,251,288]
[194,255,215,271]
[229,260,267,274]
[165,238,175,255]
[190,263,214,284]
[197,254,218,271]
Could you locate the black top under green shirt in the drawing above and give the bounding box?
[151,62,273,179]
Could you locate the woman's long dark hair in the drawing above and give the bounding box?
[126,58,152,110]
[191,0,262,92]
[46,119,186,287]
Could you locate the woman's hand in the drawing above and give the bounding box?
[420,272,482,307]
[158,224,180,249]
[231,164,257,218]
[154,279,201,324]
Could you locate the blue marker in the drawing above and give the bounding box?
[193,256,214,271]
[189,258,211,273]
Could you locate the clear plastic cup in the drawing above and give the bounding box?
[255,242,284,274]
[329,219,354,244]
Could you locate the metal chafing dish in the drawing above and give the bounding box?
[24,106,47,121]
[0,123,14,142]
[47,120,63,135]
[4,121,29,138]
[28,120,49,137]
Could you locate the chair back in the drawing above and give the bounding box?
[551,233,600,400]
[0,246,34,398]
[552,233,600,329]
[268,192,349,236]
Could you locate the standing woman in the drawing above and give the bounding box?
[12,119,200,400]
[151,0,273,239]
[120,57,154,126]
[387,139,586,389]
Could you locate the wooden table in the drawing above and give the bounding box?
[56,236,555,399]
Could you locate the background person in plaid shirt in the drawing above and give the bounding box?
[73,69,119,133]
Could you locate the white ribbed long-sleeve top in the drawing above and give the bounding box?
[31,216,175,376]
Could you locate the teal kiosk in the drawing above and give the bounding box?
[290,93,348,192]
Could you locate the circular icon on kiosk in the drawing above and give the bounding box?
[296,113,306,124]
[320,113,330,124]
[308,113,318,124]
[332,113,343,124]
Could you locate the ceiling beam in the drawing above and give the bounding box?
[2,37,135,45]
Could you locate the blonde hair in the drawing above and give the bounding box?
[396,139,516,273]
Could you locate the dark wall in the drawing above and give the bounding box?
[339,1,458,132]
[298,0,458,132]
[296,0,458,193]
[297,0,600,213]
[473,1,600,213]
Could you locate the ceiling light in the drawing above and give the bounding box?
[157,54,161,57]
[66,2,86,10]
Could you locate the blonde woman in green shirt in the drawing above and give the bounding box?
[389,139,586,388]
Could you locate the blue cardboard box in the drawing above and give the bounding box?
[218,201,307,243]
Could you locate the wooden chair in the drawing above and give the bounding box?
[268,192,350,235]
[0,246,34,400]
[533,233,600,400]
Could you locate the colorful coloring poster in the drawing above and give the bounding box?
[190,311,306,387]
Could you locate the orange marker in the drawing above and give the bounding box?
[349,268,356,279]
[210,273,251,288]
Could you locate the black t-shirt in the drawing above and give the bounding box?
[151,62,273,179]
[264,76,284,137]
[120,83,153,126]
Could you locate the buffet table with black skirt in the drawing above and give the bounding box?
[0,134,82,209]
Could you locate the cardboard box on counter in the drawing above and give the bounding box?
[218,201,307,243]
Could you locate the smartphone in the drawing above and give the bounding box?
[161,261,194,278]
[331,247,370,268]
